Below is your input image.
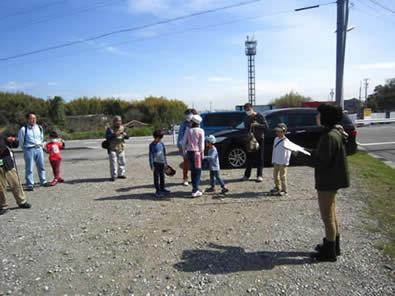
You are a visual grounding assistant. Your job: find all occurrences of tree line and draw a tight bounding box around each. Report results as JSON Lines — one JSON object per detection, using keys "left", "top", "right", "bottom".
{"left": 0, "top": 92, "right": 188, "bottom": 135}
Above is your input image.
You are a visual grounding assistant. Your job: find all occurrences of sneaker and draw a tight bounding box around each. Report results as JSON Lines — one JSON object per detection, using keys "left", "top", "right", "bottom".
{"left": 221, "top": 187, "right": 229, "bottom": 194}
{"left": 0, "top": 208, "right": 8, "bottom": 215}
{"left": 155, "top": 191, "right": 165, "bottom": 198}
{"left": 205, "top": 187, "right": 216, "bottom": 193}
{"left": 41, "top": 182, "right": 51, "bottom": 187}
{"left": 192, "top": 191, "right": 203, "bottom": 198}
{"left": 182, "top": 180, "right": 189, "bottom": 186}
{"left": 18, "top": 203, "right": 31, "bottom": 209}
{"left": 25, "top": 187, "right": 34, "bottom": 192}
{"left": 118, "top": 175, "right": 127, "bottom": 179}
{"left": 270, "top": 187, "right": 280, "bottom": 195}
{"left": 256, "top": 176, "right": 264, "bottom": 183}
{"left": 161, "top": 188, "right": 171, "bottom": 195}
{"left": 279, "top": 191, "right": 288, "bottom": 196}
{"left": 109, "top": 177, "right": 116, "bottom": 182}
{"left": 50, "top": 179, "right": 58, "bottom": 186}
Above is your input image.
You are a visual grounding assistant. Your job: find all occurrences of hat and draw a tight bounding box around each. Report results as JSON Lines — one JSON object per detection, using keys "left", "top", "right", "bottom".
{"left": 191, "top": 114, "right": 202, "bottom": 124}
{"left": 206, "top": 135, "right": 216, "bottom": 144}
{"left": 274, "top": 123, "right": 287, "bottom": 132}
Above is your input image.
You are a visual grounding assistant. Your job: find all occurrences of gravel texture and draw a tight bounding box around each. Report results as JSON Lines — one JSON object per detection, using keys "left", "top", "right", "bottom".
{"left": 0, "top": 138, "right": 394, "bottom": 296}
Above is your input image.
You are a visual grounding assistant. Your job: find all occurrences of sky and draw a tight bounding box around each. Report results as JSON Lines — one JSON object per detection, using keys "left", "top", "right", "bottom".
{"left": 1, "top": 0, "right": 394, "bottom": 110}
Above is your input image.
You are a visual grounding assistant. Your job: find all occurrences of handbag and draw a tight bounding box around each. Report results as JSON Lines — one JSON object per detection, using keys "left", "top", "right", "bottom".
{"left": 165, "top": 165, "right": 176, "bottom": 177}
{"left": 247, "top": 125, "right": 260, "bottom": 152}
{"left": 101, "top": 140, "right": 110, "bottom": 150}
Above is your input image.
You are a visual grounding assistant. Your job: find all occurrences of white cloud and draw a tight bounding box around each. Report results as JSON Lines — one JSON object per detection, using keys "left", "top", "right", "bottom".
{"left": 208, "top": 76, "right": 233, "bottom": 82}
{"left": 0, "top": 81, "right": 35, "bottom": 91}
{"left": 355, "top": 62, "right": 395, "bottom": 70}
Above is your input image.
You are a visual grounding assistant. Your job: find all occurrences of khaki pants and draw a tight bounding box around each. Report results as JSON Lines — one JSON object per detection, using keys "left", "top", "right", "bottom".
{"left": 317, "top": 191, "right": 339, "bottom": 241}
{"left": 273, "top": 164, "right": 288, "bottom": 192}
{"left": 0, "top": 168, "right": 27, "bottom": 209}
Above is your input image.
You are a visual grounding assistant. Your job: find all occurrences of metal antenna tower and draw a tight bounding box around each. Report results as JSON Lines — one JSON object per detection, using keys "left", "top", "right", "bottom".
{"left": 245, "top": 36, "right": 257, "bottom": 106}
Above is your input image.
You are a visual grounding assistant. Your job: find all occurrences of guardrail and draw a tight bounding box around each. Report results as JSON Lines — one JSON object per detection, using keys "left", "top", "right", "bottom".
{"left": 355, "top": 118, "right": 395, "bottom": 126}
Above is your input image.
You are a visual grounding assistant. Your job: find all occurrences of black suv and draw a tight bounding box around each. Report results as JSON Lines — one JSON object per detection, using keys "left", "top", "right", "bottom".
{"left": 211, "top": 108, "right": 358, "bottom": 169}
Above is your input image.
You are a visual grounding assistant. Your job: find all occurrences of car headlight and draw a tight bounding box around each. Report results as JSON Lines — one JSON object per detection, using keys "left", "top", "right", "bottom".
{"left": 215, "top": 136, "right": 227, "bottom": 143}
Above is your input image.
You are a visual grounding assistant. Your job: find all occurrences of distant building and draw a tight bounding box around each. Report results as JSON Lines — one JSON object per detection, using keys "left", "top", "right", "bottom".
{"left": 344, "top": 98, "right": 363, "bottom": 114}
{"left": 124, "top": 120, "right": 148, "bottom": 129}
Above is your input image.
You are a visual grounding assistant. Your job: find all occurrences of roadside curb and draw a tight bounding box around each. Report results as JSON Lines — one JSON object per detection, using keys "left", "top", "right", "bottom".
{"left": 358, "top": 146, "right": 395, "bottom": 169}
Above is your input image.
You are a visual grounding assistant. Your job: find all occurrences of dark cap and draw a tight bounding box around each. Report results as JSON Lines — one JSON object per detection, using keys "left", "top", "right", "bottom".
{"left": 274, "top": 123, "right": 287, "bottom": 132}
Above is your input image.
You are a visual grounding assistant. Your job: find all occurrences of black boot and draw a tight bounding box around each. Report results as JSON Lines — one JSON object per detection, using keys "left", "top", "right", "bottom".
{"left": 336, "top": 235, "right": 341, "bottom": 256}
{"left": 315, "top": 235, "right": 341, "bottom": 256}
{"left": 313, "top": 240, "right": 337, "bottom": 262}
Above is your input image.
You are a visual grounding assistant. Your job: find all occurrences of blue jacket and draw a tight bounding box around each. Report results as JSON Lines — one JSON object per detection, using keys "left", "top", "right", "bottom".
{"left": 149, "top": 141, "right": 167, "bottom": 169}
{"left": 177, "top": 121, "right": 190, "bottom": 147}
{"left": 205, "top": 146, "right": 220, "bottom": 171}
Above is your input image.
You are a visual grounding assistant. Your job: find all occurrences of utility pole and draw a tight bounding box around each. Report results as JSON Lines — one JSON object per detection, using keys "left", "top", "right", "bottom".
{"left": 209, "top": 101, "right": 213, "bottom": 112}
{"left": 358, "top": 81, "right": 362, "bottom": 101}
{"left": 335, "top": 0, "right": 349, "bottom": 109}
{"left": 363, "top": 78, "right": 369, "bottom": 100}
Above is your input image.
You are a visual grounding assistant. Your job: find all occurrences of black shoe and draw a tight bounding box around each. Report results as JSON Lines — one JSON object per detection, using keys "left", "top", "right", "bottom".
{"left": 221, "top": 188, "right": 229, "bottom": 194}
{"left": 109, "top": 178, "right": 116, "bottom": 182}
{"left": 41, "top": 182, "right": 51, "bottom": 187}
{"left": 118, "top": 175, "right": 127, "bottom": 179}
{"left": 312, "top": 240, "right": 337, "bottom": 262}
{"left": 19, "top": 203, "right": 32, "bottom": 209}
{"left": 25, "top": 187, "right": 34, "bottom": 192}
{"left": 0, "top": 208, "right": 8, "bottom": 215}
{"left": 315, "top": 235, "right": 341, "bottom": 256}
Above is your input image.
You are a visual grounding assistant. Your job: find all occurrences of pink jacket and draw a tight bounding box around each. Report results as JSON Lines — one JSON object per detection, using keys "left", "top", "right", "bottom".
{"left": 182, "top": 127, "right": 205, "bottom": 153}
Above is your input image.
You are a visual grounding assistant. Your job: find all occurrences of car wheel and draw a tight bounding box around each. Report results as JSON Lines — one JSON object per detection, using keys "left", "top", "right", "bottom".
{"left": 226, "top": 146, "right": 247, "bottom": 168}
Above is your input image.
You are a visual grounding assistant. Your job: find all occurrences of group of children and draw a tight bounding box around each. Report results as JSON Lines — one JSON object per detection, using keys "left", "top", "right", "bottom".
{"left": 148, "top": 111, "right": 293, "bottom": 198}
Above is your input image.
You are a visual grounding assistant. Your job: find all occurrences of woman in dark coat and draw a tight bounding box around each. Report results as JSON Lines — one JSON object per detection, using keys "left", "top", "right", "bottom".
{"left": 313, "top": 104, "right": 350, "bottom": 262}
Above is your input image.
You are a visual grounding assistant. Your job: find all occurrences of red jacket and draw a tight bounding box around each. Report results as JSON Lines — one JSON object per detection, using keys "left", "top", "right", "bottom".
{"left": 46, "top": 140, "right": 64, "bottom": 161}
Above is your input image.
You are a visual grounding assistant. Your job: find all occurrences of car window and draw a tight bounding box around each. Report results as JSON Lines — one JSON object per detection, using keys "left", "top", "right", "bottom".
{"left": 265, "top": 111, "right": 317, "bottom": 129}
{"left": 204, "top": 113, "right": 245, "bottom": 127}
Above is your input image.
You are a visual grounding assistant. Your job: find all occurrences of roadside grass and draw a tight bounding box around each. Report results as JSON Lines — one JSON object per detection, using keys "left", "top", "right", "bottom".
{"left": 349, "top": 151, "right": 395, "bottom": 258}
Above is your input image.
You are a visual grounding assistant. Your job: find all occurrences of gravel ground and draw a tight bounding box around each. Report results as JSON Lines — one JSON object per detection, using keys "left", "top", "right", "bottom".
{"left": 0, "top": 138, "right": 394, "bottom": 296}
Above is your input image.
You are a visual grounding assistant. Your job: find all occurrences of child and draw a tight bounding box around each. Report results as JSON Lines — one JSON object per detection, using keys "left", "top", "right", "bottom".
{"left": 182, "top": 114, "right": 205, "bottom": 198}
{"left": 204, "top": 135, "right": 229, "bottom": 194}
{"left": 149, "top": 130, "right": 170, "bottom": 198}
{"left": 45, "top": 131, "right": 65, "bottom": 186}
{"left": 271, "top": 123, "right": 292, "bottom": 196}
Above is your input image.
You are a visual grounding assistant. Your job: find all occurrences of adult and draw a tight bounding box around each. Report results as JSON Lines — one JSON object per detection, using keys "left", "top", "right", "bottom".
{"left": 243, "top": 103, "right": 266, "bottom": 182}
{"left": 177, "top": 108, "right": 197, "bottom": 186}
{"left": 312, "top": 104, "right": 350, "bottom": 262}
{"left": 0, "top": 131, "right": 31, "bottom": 215}
{"left": 106, "top": 116, "right": 129, "bottom": 181}
{"left": 18, "top": 112, "right": 47, "bottom": 191}
{"left": 182, "top": 114, "right": 205, "bottom": 197}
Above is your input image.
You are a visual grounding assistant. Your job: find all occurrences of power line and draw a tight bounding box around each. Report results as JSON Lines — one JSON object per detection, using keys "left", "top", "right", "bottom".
{"left": 2, "top": 0, "right": 338, "bottom": 67}
{"left": 367, "top": 0, "right": 395, "bottom": 13}
{"left": 0, "top": 0, "right": 124, "bottom": 33}
{"left": 0, "top": 0, "right": 263, "bottom": 62}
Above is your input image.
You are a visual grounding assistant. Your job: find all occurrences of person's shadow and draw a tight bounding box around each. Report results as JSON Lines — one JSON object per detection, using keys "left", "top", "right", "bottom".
{"left": 174, "top": 243, "right": 315, "bottom": 274}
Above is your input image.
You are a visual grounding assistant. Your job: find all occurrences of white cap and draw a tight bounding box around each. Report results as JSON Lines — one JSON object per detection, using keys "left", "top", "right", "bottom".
{"left": 206, "top": 135, "right": 216, "bottom": 144}
{"left": 191, "top": 114, "right": 202, "bottom": 124}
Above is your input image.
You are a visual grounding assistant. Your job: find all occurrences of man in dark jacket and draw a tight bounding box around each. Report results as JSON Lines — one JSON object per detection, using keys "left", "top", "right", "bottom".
{"left": 243, "top": 103, "right": 266, "bottom": 182}
{"left": 312, "top": 104, "right": 349, "bottom": 262}
{"left": 0, "top": 131, "right": 31, "bottom": 215}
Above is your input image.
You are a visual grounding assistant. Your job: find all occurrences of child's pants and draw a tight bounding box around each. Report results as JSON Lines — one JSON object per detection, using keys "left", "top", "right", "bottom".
{"left": 109, "top": 150, "right": 126, "bottom": 178}
{"left": 23, "top": 147, "right": 46, "bottom": 187}
{"left": 182, "top": 157, "right": 189, "bottom": 180}
{"left": 317, "top": 191, "right": 339, "bottom": 241}
{"left": 210, "top": 170, "right": 225, "bottom": 188}
{"left": 153, "top": 162, "right": 165, "bottom": 192}
{"left": 0, "top": 168, "right": 27, "bottom": 209}
{"left": 50, "top": 159, "right": 61, "bottom": 180}
{"left": 273, "top": 164, "right": 288, "bottom": 192}
{"left": 187, "top": 151, "right": 202, "bottom": 193}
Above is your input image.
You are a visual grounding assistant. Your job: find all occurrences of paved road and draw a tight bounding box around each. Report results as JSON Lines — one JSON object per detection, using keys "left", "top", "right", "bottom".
{"left": 357, "top": 124, "right": 395, "bottom": 168}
